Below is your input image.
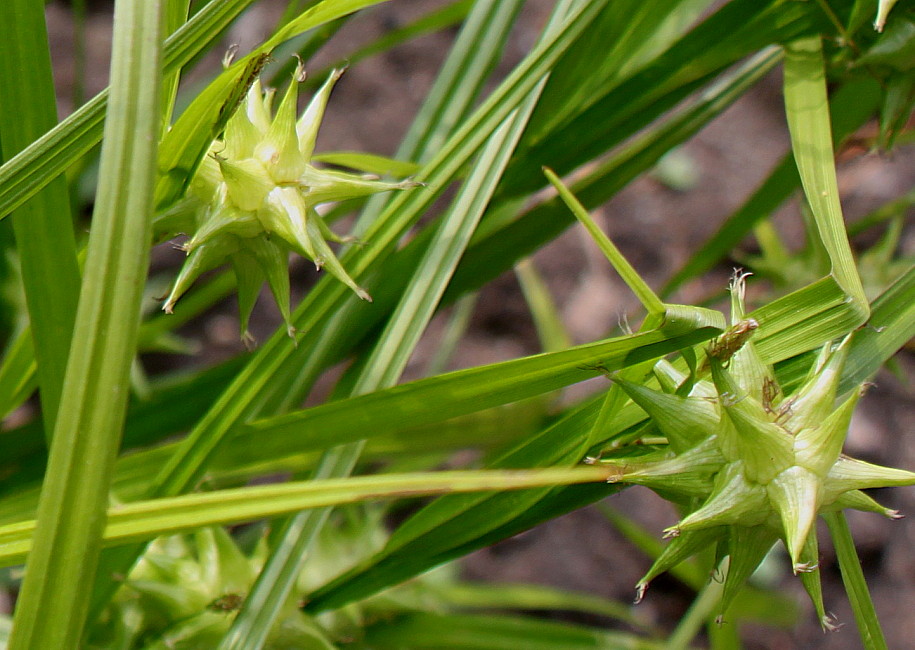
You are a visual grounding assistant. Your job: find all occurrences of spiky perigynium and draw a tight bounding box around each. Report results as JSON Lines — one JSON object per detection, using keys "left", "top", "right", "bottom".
{"left": 158, "top": 64, "right": 417, "bottom": 343}
{"left": 592, "top": 274, "right": 914, "bottom": 629}
{"left": 96, "top": 529, "right": 329, "bottom": 647}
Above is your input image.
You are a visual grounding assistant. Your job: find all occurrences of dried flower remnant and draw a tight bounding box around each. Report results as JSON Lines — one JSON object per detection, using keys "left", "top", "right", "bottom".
{"left": 160, "top": 63, "right": 417, "bottom": 342}
{"left": 595, "top": 274, "right": 915, "bottom": 628}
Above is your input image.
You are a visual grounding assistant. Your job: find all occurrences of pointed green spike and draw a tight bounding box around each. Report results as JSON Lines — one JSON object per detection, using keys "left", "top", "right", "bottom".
{"left": 230, "top": 251, "right": 264, "bottom": 343}
{"left": 195, "top": 527, "right": 253, "bottom": 596}
{"left": 139, "top": 542, "right": 191, "bottom": 583}
{"left": 153, "top": 196, "right": 201, "bottom": 239}
{"left": 257, "top": 186, "right": 317, "bottom": 261}
{"left": 297, "top": 68, "right": 344, "bottom": 160}
{"left": 710, "top": 358, "right": 794, "bottom": 483}
{"left": 795, "top": 387, "right": 860, "bottom": 477}
{"left": 653, "top": 365, "right": 679, "bottom": 394}
{"left": 223, "top": 93, "right": 262, "bottom": 161}
{"left": 766, "top": 466, "right": 821, "bottom": 570}
{"left": 244, "top": 79, "right": 271, "bottom": 134}
{"left": 823, "top": 456, "right": 915, "bottom": 497}
{"left": 672, "top": 463, "right": 769, "bottom": 535}
{"left": 304, "top": 210, "right": 371, "bottom": 302}
{"left": 653, "top": 359, "right": 717, "bottom": 400}
{"left": 717, "top": 525, "right": 778, "bottom": 623}
{"left": 653, "top": 359, "right": 693, "bottom": 393}
{"left": 619, "top": 438, "right": 724, "bottom": 481}
{"left": 722, "top": 407, "right": 795, "bottom": 485}
{"left": 729, "top": 339, "right": 774, "bottom": 404}
{"left": 794, "top": 530, "right": 838, "bottom": 631}
{"left": 146, "top": 611, "right": 232, "bottom": 646}
{"left": 186, "top": 200, "right": 262, "bottom": 252}
{"left": 215, "top": 156, "right": 273, "bottom": 211}
{"left": 713, "top": 411, "right": 742, "bottom": 463}
{"left": 876, "top": 0, "right": 900, "bottom": 31}
{"left": 164, "top": 236, "right": 238, "bottom": 313}
{"left": 195, "top": 527, "right": 224, "bottom": 594}
{"left": 827, "top": 489, "right": 903, "bottom": 519}
{"left": 262, "top": 86, "right": 276, "bottom": 118}
{"left": 604, "top": 440, "right": 722, "bottom": 499}
{"left": 635, "top": 527, "right": 725, "bottom": 602}
{"left": 314, "top": 212, "right": 358, "bottom": 245}
{"left": 126, "top": 578, "right": 210, "bottom": 622}
{"left": 613, "top": 377, "right": 719, "bottom": 453}
{"left": 713, "top": 535, "right": 728, "bottom": 570}
{"left": 783, "top": 338, "right": 849, "bottom": 434}
{"left": 297, "top": 165, "right": 419, "bottom": 207}
{"left": 243, "top": 235, "right": 295, "bottom": 338}
{"left": 257, "top": 65, "right": 307, "bottom": 183}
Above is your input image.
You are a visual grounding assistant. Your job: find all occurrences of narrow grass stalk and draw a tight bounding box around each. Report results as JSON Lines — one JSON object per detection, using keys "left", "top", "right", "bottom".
{"left": 543, "top": 167, "right": 665, "bottom": 315}
{"left": 783, "top": 37, "right": 868, "bottom": 316}
{"left": 0, "top": 0, "right": 81, "bottom": 436}
{"left": 665, "top": 558, "right": 729, "bottom": 650}
{"left": 0, "top": 467, "right": 618, "bottom": 569}
{"left": 7, "top": 1, "right": 164, "bottom": 647}
{"left": 824, "top": 512, "right": 889, "bottom": 650}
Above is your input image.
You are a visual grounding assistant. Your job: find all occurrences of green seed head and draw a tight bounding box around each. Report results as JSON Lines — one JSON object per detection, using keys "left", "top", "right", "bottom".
{"left": 162, "top": 66, "right": 417, "bottom": 341}
{"left": 597, "top": 274, "right": 915, "bottom": 625}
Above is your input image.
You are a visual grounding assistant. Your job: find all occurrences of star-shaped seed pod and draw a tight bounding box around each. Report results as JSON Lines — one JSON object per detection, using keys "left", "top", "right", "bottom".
{"left": 160, "top": 63, "right": 417, "bottom": 342}
{"left": 593, "top": 274, "right": 915, "bottom": 628}
{"left": 97, "top": 528, "right": 328, "bottom": 648}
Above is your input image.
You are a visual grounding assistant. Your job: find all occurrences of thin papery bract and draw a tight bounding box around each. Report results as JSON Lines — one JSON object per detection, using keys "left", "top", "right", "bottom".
{"left": 159, "top": 64, "right": 417, "bottom": 342}
{"left": 594, "top": 274, "right": 915, "bottom": 629}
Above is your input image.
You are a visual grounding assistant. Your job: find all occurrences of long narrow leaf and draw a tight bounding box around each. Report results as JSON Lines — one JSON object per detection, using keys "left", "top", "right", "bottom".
{"left": 243, "top": 324, "right": 718, "bottom": 445}
{"left": 7, "top": 2, "right": 164, "bottom": 647}
{"left": 783, "top": 36, "right": 868, "bottom": 314}
{"left": 0, "top": 468, "right": 617, "bottom": 568}
{"left": 661, "top": 78, "right": 882, "bottom": 297}
{"left": 449, "top": 48, "right": 780, "bottom": 300}
{"left": 824, "top": 512, "right": 889, "bottom": 650}
{"left": 0, "top": 0, "right": 81, "bottom": 434}
{"left": 361, "top": 611, "right": 664, "bottom": 650}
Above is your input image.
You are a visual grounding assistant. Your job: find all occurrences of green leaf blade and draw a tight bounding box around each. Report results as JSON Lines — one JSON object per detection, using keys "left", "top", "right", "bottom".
{"left": 7, "top": 1, "right": 165, "bottom": 646}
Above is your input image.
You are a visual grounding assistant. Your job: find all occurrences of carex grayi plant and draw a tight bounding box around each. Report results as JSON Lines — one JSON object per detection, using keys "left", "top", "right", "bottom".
{"left": 0, "top": 0, "right": 912, "bottom": 649}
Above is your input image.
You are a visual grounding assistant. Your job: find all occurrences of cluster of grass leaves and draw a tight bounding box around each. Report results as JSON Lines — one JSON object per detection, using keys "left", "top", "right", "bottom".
{"left": 0, "top": 0, "right": 912, "bottom": 647}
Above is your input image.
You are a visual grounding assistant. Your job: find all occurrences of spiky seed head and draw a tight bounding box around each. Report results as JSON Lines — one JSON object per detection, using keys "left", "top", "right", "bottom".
{"left": 160, "top": 67, "right": 417, "bottom": 339}
{"left": 594, "top": 274, "right": 915, "bottom": 621}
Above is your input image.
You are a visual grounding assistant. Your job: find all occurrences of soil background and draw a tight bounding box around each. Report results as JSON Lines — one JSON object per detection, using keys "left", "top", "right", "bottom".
{"left": 43, "top": 1, "right": 915, "bottom": 647}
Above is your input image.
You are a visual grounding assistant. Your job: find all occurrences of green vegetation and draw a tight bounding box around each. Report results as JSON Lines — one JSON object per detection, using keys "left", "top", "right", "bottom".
{"left": 0, "top": 0, "right": 912, "bottom": 647}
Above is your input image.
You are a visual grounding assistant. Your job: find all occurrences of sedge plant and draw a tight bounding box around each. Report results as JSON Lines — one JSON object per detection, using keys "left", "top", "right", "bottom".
{"left": 0, "top": 0, "right": 912, "bottom": 648}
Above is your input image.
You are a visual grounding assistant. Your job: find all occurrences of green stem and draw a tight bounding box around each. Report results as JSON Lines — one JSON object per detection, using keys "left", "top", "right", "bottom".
{"left": 7, "top": 0, "right": 164, "bottom": 646}
{"left": 824, "top": 511, "right": 888, "bottom": 650}
{"left": 0, "top": 0, "right": 82, "bottom": 439}
{"left": 666, "top": 558, "right": 729, "bottom": 650}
